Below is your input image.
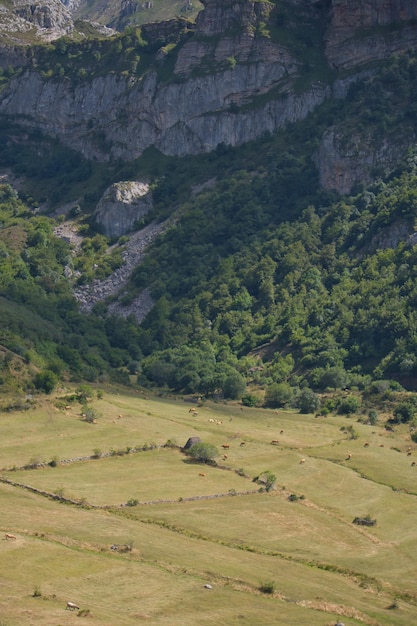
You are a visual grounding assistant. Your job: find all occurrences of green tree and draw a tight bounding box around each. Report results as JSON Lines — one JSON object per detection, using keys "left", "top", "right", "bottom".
{"left": 222, "top": 371, "right": 246, "bottom": 399}
{"left": 392, "top": 402, "right": 416, "bottom": 423}
{"left": 186, "top": 442, "right": 219, "bottom": 463}
{"left": 264, "top": 382, "right": 292, "bottom": 408}
{"left": 33, "top": 370, "right": 58, "bottom": 394}
{"left": 338, "top": 395, "right": 360, "bottom": 415}
{"left": 296, "top": 388, "right": 321, "bottom": 414}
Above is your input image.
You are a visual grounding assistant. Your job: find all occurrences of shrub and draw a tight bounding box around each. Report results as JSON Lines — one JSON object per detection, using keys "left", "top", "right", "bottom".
{"left": 392, "top": 402, "right": 416, "bottom": 423}
{"left": 186, "top": 442, "right": 219, "bottom": 463}
{"left": 33, "top": 370, "right": 58, "bottom": 394}
{"left": 296, "top": 388, "right": 321, "bottom": 414}
{"left": 259, "top": 580, "right": 275, "bottom": 594}
{"left": 255, "top": 470, "right": 276, "bottom": 492}
{"left": 241, "top": 393, "right": 260, "bottom": 407}
{"left": 264, "top": 382, "right": 292, "bottom": 408}
{"left": 338, "top": 395, "right": 360, "bottom": 415}
{"left": 82, "top": 406, "right": 101, "bottom": 423}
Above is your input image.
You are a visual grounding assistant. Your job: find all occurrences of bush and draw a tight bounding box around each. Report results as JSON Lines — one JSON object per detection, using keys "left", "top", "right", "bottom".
{"left": 82, "top": 406, "right": 101, "bottom": 423}
{"left": 392, "top": 402, "right": 416, "bottom": 423}
{"left": 33, "top": 370, "right": 58, "bottom": 394}
{"left": 296, "top": 388, "right": 321, "bottom": 414}
{"left": 185, "top": 442, "right": 219, "bottom": 463}
{"left": 264, "top": 382, "right": 292, "bottom": 408}
{"left": 241, "top": 393, "right": 260, "bottom": 407}
{"left": 338, "top": 395, "right": 360, "bottom": 415}
{"left": 258, "top": 580, "right": 275, "bottom": 594}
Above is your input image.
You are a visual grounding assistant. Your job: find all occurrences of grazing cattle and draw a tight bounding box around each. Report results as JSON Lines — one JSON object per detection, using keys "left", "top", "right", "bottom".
{"left": 299, "top": 458, "right": 305, "bottom": 464}
{"left": 280, "top": 430, "right": 284, "bottom": 434}
{"left": 364, "top": 443, "right": 369, "bottom": 447}
{"left": 407, "top": 451, "right": 412, "bottom": 456}
{"left": 5, "top": 533, "right": 16, "bottom": 540}
{"left": 222, "top": 454, "right": 228, "bottom": 460}
{"left": 198, "top": 472, "right": 206, "bottom": 477}
{"left": 411, "top": 461, "right": 416, "bottom": 466}
{"left": 221, "top": 444, "right": 230, "bottom": 449}
{"left": 346, "top": 452, "right": 352, "bottom": 460}
{"left": 271, "top": 440, "right": 279, "bottom": 445}
{"left": 239, "top": 442, "right": 246, "bottom": 447}
{"left": 208, "top": 418, "right": 215, "bottom": 423}
{"left": 66, "top": 602, "right": 79, "bottom": 611}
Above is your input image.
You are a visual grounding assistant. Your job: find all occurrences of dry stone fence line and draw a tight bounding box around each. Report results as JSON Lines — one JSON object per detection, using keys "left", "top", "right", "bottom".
{"left": 0, "top": 476, "right": 259, "bottom": 509}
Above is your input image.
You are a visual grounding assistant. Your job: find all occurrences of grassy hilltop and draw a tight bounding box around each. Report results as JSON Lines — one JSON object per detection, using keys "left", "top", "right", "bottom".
{"left": 1, "top": 385, "right": 417, "bottom": 625}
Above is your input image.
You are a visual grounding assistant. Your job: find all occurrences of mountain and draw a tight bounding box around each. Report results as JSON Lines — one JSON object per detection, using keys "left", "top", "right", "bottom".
{"left": 0, "top": 0, "right": 416, "bottom": 193}
{"left": 1, "top": 0, "right": 417, "bottom": 402}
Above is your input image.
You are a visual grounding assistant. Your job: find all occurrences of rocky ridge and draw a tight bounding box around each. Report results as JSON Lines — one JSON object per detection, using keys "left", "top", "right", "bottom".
{"left": 0, "top": 0, "right": 417, "bottom": 193}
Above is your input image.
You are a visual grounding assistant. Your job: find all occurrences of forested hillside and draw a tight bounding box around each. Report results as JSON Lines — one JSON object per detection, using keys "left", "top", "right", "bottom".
{"left": 1, "top": 47, "right": 417, "bottom": 418}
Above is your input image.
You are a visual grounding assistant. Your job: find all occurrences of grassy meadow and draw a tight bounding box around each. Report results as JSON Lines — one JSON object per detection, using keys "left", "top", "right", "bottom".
{"left": 1, "top": 385, "right": 417, "bottom": 625}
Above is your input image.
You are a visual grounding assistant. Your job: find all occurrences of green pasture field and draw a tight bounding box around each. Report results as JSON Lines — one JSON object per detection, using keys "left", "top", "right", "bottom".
{"left": 1, "top": 385, "right": 417, "bottom": 624}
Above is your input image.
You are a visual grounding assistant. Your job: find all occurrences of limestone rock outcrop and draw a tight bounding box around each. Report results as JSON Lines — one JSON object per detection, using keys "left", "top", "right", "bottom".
{"left": 95, "top": 181, "right": 153, "bottom": 238}
{"left": 0, "top": 0, "right": 74, "bottom": 42}
{"left": 325, "top": 0, "right": 417, "bottom": 70}
{"left": 1, "top": 0, "right": 417, "bottom": 194}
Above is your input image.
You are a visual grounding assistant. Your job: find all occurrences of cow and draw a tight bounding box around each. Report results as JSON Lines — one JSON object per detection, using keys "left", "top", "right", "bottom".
{"left": 299, "top": 458, "right": 305, "bottom": 464}
{"left": 198, "top": 472, "right": 206, "bottom": 477}
{"left": 271, "top": 440, "right": 279, "bottom": 445}
{"left": 66, "top": 602, "right": 79, "bottom": 611}
{"left": 346, "top": 452, "right": 352, "bottom": 460}
{"left": 5, "top": 534, "right": 16, "bottom": 540}
{"left": 221, "top": 444, "right": 230, "bottom": 449}
{"left": 239, "top": 442, "right": 246, "bottom": 447}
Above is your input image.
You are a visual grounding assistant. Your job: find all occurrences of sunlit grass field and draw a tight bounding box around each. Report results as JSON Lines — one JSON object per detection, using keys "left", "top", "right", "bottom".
{"left": 1, "top": 384, "right": 417, "bottom": 625}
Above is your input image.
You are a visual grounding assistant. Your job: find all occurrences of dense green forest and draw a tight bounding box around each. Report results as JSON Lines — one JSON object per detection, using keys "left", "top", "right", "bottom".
{"left": 1, "top": 50, "right": 417, "bottom": 416}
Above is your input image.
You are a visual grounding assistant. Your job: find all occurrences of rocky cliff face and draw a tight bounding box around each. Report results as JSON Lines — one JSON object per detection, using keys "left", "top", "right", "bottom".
{"left": 0, "top": 0, "right": 329, "bottom": 162}
{"left": 0, "top": 0, "right": 74, "bottom": 43}
{"left": 325, "top": 0, "right": 417, "bottom": 70}
{"left": 0, "top": 0, "right": 417, "bottom": 193}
